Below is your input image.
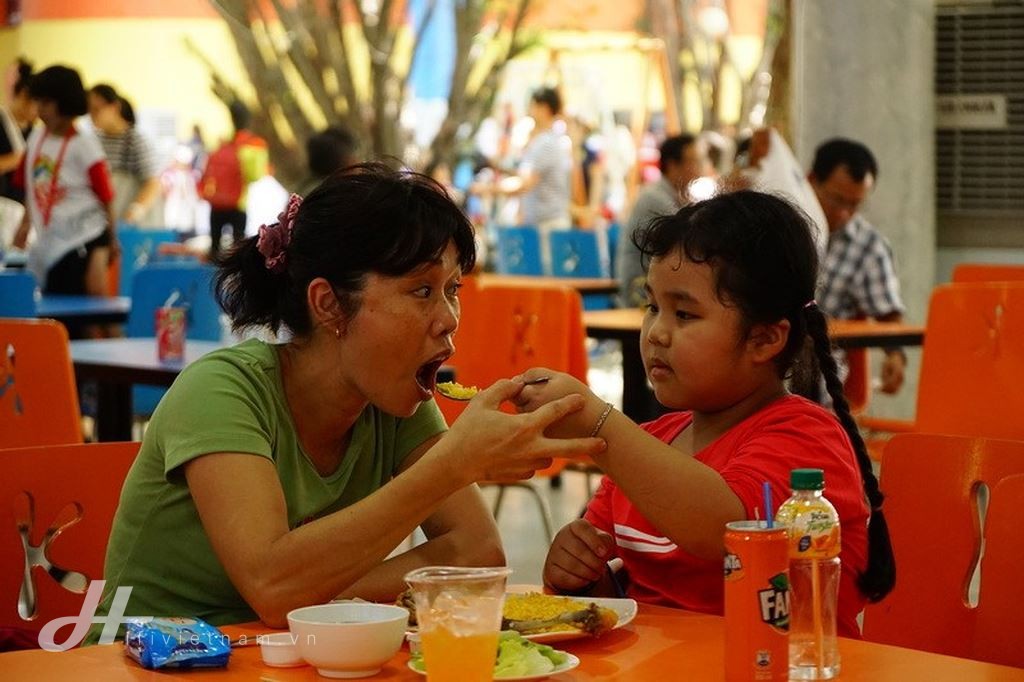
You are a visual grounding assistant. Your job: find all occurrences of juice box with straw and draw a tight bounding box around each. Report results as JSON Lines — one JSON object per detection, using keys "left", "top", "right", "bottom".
{"left": 723, "top": 520, "right": 790, "bottom": 681}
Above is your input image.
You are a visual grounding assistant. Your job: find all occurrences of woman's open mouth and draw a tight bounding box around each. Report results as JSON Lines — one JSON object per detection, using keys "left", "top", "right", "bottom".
{"left": 415, "top": 355, "right": 449, "bottom": 395}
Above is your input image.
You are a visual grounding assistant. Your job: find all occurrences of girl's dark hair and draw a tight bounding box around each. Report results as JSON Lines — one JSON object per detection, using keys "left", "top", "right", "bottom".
{"left": 635, "top": 189, "right": 895, "bottom": 603}
{"left": 216, "top": 162, "right": 477, "bottom": 336}
{"left": 28, "top": 65, "right": 88, "bottom": 117}
{"left": 14, "top": 58, "right": 33, "bottom": 95}
{"left": 89, "top": 83, "right": 135, "bottom": 125}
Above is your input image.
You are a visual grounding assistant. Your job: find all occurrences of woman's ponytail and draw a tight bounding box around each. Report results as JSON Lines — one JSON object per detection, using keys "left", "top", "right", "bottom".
{"left": 214, "top": 237, "right": 293, "bottom": 335}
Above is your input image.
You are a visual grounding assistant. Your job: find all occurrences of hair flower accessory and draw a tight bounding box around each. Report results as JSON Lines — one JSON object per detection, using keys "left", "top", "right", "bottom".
{"left": 257, "top": 193, "right": 303, "bottom": 273}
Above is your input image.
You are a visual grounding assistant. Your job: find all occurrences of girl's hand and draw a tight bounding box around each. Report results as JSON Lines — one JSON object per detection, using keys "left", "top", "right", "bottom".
{"left": 543, "top": 519, "right": 615, "bottom": 593}
{"left": 511, "top": 369, "right": 606, "bottom": 439}
{"left": 443, "top": 378, "right": 605, "bottom": 485}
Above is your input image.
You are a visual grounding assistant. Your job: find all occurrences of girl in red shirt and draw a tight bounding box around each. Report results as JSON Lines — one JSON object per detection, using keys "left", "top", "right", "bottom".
{"left": 515, "top": 190, "right": 894, "bottom": 637}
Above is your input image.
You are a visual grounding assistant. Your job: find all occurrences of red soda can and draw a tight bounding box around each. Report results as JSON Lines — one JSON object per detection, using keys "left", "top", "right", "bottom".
{"left": 156, "top": 307, "right": 186, "bottom": 362}
{"left": 724, "top": 520, "right": 790, "bottom": 681}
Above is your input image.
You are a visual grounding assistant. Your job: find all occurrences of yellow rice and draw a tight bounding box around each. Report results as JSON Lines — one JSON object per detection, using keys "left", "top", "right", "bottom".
{"left": 503, "top": 593, "right": 591, "bottom": 634}
{"left": 436, "top": 381, "right": 479, "bottom": 399}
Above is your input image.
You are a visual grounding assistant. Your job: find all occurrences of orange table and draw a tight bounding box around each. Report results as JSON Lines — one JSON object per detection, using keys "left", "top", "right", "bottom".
{"left": 583, "top": 308, "right": 926, "bottom": 421}
{"left": 1, "top": 604, "right": 1020, "bottom": 681}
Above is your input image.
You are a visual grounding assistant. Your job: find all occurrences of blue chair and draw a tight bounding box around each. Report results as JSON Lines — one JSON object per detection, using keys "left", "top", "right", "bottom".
{"left": 550, "top": 231, "right": 613, "bottom": 310}
{"left": 494, "top": 226, "right": 543, "bottom": 275}
{"left": 0, "top": 272, "right": 37, "bottom": 317}
{"left": 128, "top": 263, "right": 222, "bottom": 416}
{"left": 117, "top": 227, "right": 181, "bottom": 297}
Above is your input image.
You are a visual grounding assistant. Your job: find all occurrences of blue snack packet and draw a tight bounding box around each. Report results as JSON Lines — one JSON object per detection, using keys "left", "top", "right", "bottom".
{"left": 124, "top": 617, "right": 231, "bottom": 669}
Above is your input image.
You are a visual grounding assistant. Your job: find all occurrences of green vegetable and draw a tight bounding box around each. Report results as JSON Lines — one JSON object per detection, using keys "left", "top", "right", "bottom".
{"left": 409, "top": 631, "right": 569, "bottom": 678}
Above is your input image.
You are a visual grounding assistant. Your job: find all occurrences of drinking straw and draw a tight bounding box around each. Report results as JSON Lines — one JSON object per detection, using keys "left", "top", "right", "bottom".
{"left": 811, "top": 558, "right": 825, "bottom": 675}
{"left": 762, "top": 482, "right": 774, "bottom": 528}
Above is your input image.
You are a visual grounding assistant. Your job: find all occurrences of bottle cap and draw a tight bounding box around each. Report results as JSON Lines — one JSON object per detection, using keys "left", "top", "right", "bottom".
{"left": 790, "top": 468, "right": 825, "bottom": 490}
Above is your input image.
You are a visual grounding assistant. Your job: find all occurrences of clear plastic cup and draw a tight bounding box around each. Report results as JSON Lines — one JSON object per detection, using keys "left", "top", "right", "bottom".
{"left": 404, "top": 566, "right": 512, "bottom": 682}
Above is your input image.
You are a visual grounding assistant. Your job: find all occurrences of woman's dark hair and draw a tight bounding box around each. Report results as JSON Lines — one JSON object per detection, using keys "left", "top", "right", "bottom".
{"left": 13, "top": 58, "right": 33, "bottom": 95}
{"left": 216, "top": 162, "right": 477, "bottom": 336}
{"left": 89, "top": 83, "right": 135, "bottom": 125}
{"left": 635, "top": 190, "right": 895, "bottom": 603}
{"left": 28, "top": 65, "right": 88, "bottom": 117}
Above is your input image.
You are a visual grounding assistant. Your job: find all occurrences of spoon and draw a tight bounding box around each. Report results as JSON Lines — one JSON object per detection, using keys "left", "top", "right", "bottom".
{"left": 436, "top": 376, "right": 551, "bottom": 401}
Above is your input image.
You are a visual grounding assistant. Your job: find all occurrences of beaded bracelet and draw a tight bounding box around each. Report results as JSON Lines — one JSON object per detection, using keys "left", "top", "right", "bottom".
{"left": 590, "top": 402, "right": 614, "bottom": 438}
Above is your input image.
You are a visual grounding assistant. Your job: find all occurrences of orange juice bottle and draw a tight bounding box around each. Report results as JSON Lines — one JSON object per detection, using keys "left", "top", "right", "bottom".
{"left": 775, "top": 468, "right": 841, "bottom": 680}
{"left": 723, "top": 520, "right": 790, "bottom": 681}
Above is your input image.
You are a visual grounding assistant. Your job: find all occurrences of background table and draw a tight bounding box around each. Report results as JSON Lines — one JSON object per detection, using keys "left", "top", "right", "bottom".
{"left": 71, "top": 338, "right": 223, "bottom": 441}
{"left": 479, "top": 274, "right": 619, "bottom": 295}
{"left": 583, "top": 308, "right": 927, "bottom": 422}
{"left": 1, "top": 603, "right": 1019, "bottom": 680}
{"left": 37, "top": 295, "right": 131, "bottom": 326}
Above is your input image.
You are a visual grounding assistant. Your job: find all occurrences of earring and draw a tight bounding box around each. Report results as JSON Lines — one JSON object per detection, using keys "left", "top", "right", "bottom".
{"left": 334, "top": 326, "right": 341, "bottom": 339}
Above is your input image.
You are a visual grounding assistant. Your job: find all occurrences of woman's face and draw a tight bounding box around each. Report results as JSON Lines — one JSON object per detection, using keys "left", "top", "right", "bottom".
{"left": 641, "top": 249, "right": 758, "bottom": 412}
{"left": 11, "top": 90, "right": 37, "bottom": 126}
{"left": 87, "top": 93, "right": 120, "bottom": 132}
{"left": 336, "top": 241, "right": 464, "bottom": 417}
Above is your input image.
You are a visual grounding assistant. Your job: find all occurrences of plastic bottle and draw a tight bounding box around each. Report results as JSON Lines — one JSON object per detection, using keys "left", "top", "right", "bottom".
{"left": 774, "top": 468, "right": 841, "bottom": 679}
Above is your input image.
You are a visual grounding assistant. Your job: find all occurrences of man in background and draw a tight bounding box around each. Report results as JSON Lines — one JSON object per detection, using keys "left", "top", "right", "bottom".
{"left": 809, "top": 137, "right": 906, "bottom": 394}
{"left": 616, "top": 134, "right": 712, "bottom": 307}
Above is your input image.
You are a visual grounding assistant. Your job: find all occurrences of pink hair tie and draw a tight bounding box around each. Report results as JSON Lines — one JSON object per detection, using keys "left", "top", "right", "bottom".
{"left": 256, "top": 193, "right": 303, "bottom": 274}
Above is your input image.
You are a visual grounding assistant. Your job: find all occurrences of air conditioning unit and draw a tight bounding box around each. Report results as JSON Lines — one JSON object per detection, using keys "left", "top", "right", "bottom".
{"left": 935, "top": 1, "right": 1024, "bottom": 248}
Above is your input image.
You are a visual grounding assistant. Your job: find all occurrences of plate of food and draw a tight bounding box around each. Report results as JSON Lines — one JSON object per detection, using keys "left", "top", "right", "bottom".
{"left": 397, "top": 589, "right": 637, "bottom": 643}
{"left": 408, "top": 630, "right": 580, "bottom": 680}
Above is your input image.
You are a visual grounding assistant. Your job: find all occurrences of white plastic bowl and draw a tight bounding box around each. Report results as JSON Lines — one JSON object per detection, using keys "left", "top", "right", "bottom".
{"left": 287, "top": 603, "right": 408, "bottom": 678}
{"left": 258, "top": 632, "right": 305, "bottom": 667}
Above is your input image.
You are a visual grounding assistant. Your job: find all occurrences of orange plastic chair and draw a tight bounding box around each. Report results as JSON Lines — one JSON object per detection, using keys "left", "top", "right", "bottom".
{"left": 0, "top": 319, "right": 82, "bottom": 449}
{"left": 972, "top": 474, "right": 1024, "bottom": 668}
{"left": 445, "top": 280, "right": 591, "bottom": 539}
{"left": 859, "top": 282, "right": 1024, "bottom": 459}
{"left": 861, "top": 433, "right": 1024, "bottom": 660}
{"left": 0, "top": 441, "right": 140, "bottom": 648}
{"left": 951, "top": 263, "right": 1024, "bottom": 283}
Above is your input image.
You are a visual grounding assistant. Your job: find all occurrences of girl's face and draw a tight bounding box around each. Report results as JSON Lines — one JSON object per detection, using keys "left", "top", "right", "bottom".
{"left": 641, "top": 249, "right": 762, "bottom": 412}
{"left": 35, "top": 99, "right": 61, "bottom": 130}
{"left": 336, "top": 241, "right": 463, "bottom": 417}
{"left": 87, "top": 93, "right": 120, "bottom": 132}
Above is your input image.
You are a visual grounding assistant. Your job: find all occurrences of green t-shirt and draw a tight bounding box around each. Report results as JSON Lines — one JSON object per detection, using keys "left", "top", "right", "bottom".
{"left": 87, "top": 339, "right": 445, "bottom": 643}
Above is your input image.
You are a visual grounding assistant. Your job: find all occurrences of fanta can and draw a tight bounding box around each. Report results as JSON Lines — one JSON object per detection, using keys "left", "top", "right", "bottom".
{"left": 724, "top": 520, "right": 790, "bottom": 681}
{"left": 156, "top": 307, "right": 186, "bottom": 362}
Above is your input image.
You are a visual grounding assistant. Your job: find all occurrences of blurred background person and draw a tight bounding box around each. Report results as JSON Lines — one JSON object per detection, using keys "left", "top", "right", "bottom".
{"left": 616, "top": 134, "right": 712, "bottom": 307}
{"left": 13, "top": 65, "right": 116, "bottom": 336}
{"left": 88, "top": 83, "right": 162, "bottom": 227}
{"left": 198, "top": 100, "right": 268, "bottom": 257}
{"left": 0, "top": 59, "right": 36, "bottom": 247}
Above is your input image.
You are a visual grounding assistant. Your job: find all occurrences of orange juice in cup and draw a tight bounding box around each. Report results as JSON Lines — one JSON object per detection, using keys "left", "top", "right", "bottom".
{"left": 419, "top": 627, "right": 498, "bottom": 680}
{"left": 405, "top": 566, "right": 512, "bottom": 681}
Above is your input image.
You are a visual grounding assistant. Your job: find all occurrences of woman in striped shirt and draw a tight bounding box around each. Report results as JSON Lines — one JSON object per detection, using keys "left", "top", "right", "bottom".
{"left": 88, "top": 83, "right": 161, "bottom": 227}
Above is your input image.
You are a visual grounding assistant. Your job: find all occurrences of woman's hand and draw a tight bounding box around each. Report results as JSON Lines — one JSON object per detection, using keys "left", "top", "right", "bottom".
{"left": 442, "top": 377, "right": 605, "bottom": 484}
{"left": 543, "top": 519, "right": 615, "bottom": 593}
{"left": 511, "top": 369, "right": 606, "bottom": 439}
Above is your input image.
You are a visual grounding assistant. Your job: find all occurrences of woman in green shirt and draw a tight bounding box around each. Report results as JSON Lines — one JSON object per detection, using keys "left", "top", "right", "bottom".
{"left": 93, "top": 163, "right": 605, "bottom": 634}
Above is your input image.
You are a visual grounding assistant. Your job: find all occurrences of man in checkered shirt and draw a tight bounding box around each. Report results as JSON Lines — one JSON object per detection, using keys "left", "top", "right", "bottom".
{"left": 808, "top": 138, "right": 907, "bottom": 394}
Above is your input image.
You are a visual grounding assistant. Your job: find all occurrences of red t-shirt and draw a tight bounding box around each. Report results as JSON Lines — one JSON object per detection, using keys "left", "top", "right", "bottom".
{"left": 584, "top": 395, "right": 869, "bottom": 638}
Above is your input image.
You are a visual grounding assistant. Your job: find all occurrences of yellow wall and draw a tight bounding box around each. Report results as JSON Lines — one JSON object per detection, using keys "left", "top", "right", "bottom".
{"left": 2, "top": 18, "right": 249, "bottom": 143}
